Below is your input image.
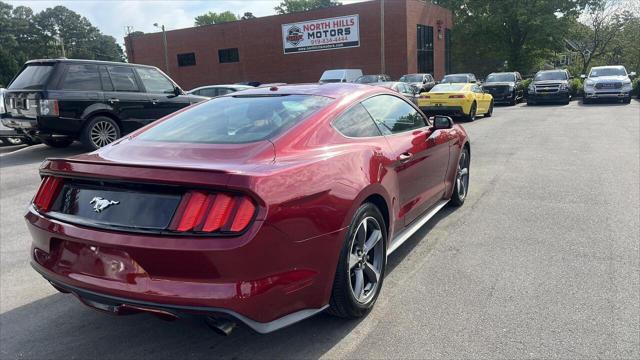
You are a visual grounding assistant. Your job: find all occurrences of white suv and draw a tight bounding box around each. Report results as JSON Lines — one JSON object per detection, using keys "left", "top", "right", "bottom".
{"left": 582, "top": 66, "right": 635, "bottom": 104}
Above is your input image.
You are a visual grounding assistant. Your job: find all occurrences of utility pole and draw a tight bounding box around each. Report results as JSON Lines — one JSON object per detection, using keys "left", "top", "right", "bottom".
{"left": 380, "top": 0, "right": 385, "bottom": 74}
{"left": 59, "top": 36, "right": 66, "bottom": 58}
{"left": 154, "top": 23, "right": 170, "bottom": 75}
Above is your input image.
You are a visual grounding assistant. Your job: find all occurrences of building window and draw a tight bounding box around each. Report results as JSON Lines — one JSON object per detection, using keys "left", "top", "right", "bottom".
{"left": 417, "top": 25, "right": 434, "bottom": 74}
{"left": 218, "top": 48, "right": 239, "bottom": 63}
{"left": 445, "top": 28, "right": 452, "bottom": 74}
{"left": 177, "top": 53, "right": 196, "bottom": 67}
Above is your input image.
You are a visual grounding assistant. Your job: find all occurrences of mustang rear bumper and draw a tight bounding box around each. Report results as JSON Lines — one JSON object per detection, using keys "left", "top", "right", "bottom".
{"left": 26, "top": 206, "right": 344, "bottom": 333}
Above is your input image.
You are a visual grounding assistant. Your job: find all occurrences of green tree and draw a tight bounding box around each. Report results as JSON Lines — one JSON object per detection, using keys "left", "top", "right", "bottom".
{"left": 433, "top": 0, "right": 590, "bottom": 76}
{"left": 0, "top": 2, "right": 124, "bottom": 85}
{"left": 275, "top": 0, "right": 342, "bottom": 14}
{"left": 241, "top": 12, "right": 256, "bottom": 20}
{"left": 194, "top": 10, "right": 238, "bottom": 26}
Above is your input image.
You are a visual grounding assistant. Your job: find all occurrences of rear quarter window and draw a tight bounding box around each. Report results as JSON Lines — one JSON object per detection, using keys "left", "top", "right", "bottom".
{"left": 61, "top": 64, "right": 101, "bottom": 91}
{"left": 138, "top": 95, "right": 333, "bottom": 144}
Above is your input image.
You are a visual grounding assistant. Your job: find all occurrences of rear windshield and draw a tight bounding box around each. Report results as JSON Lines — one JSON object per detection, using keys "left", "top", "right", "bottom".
{"left": 8, "top": 64, "right": 54, "bottom": 90}
{"left": 486, "top": 73, "right": 516, "bottom": 82}
{"left": 535, "top": 71, "right": 568, "bottom": 81}
{"left": 355, "top": 75, "right": 381, "bottom": 84}
{"left": 442, "top": 75, "right": 469, "bottom": 83}
{"left": 430, "top": 84, "right": 465, "bottom": 92}
{"left": 138, "top": 95, "right": 334, "bottom": 144}
{"left": 400, "top": 75, "right": 423, "bottom": 82}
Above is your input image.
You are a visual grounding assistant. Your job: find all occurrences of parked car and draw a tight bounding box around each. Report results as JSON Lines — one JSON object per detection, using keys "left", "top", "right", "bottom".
{"left": 188, "top": 84, "right": 253, "bottom": 97}
{"left": 582, "top": 65, "right": 635, "bottom": 104}
{"left": 527, "top": 70, "right": 571, "bottom": 105}
{"left": 1, "top": 59, "right": 207, "bottom": 150}
{"left": 319, "top": 69, "right": 363, "bottom": 83}
{"left": 374, "top": 81, "right": 419, "bottom": 104}
{"left": 482, "top": 72, "right": 524, "bottom": 105}
{"left": 0, "top": 87, "right": 29, "bottom": 146}
{"left": 399, "top": 73, "right": 436, "bottom": 92}
{"left": 418, "top": 82, "right": 493, "bottom": 121}
{"left": 27, "top": 83, "right": 470, "bottom": 335}
{"left": 441, "top": 73, "right": 478, "bottom": 84}
{"left": 354, "top": 74, "right": 391, "bottom": 84}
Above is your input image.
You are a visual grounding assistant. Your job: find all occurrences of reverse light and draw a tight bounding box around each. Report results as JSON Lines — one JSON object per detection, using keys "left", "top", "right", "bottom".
{"left": 38, "top": 99, "right": 59, "bottom": 116}
{"left": 33, "top": 176, "right": 63, "bottom": 212}
{"left": 170, "top": 191, "right": 256, "bottom": 234}
{"left": 448, "top": 94, "right": 465, "bottom": 98}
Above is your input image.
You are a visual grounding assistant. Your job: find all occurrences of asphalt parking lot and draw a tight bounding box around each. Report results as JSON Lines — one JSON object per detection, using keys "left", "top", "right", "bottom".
{"left": 1, "top": 100, "right": 638, "bottom": 359}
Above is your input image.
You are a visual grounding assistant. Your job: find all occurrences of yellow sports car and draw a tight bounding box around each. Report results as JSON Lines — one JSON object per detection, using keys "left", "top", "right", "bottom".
{"left": 417, "top": 83, "right": 493, "bottom": 121}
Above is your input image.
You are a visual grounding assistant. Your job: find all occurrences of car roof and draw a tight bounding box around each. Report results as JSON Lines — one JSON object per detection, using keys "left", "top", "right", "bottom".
{"left": 190, "top": 84, "right": 253, "bottom": 91}
{"left": 224, "top": 83, "right": 384, "bottom": 99}
{"left": 488, "top": 72, "right": 516, "bottom": 75}
{"left": 591, "top": 65, "right": 624, "bottom": 69}
{"left": 25, "top": 58, "right": 156, "bottom": 69}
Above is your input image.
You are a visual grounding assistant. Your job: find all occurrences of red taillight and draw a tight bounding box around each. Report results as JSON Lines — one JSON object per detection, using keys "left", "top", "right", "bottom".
{"left": 33, "top": 176, "right": 63, "bottom": 212}
{"left": 170, "top": 191, "right": 256, "bottom": 234}
{"left": 231, "top": 197, "right": 256, "bottom": 232}
{"left": 448, "top": 94, "right": 465, "bottom": 98}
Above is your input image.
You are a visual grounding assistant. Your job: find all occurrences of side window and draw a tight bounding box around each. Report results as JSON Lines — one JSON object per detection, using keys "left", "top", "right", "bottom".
{"left": 472, "top": 85, "right": 482, "bottom": 93}
{"left": 99, "top": 66, "right": 114, "bottom": 91}
{"left": 217, "top": 88, "right": 233, "bottom": 96}
{"left": 61, "top": 64, "right": 101, "bottom": 91}
{"left": 137, "top": 67, "right": 174, "bottom": 94}
{"left": 107, "top": 66, "right": 139, "bottom": 92}
{"left": 333, "top": 103, "right": 382, "bottom": 138}
{"left": 199, "top": 88, "right": 218, "bottom": 97}
{"left": 362, "top": 95, "right": 427, "bottom": 135}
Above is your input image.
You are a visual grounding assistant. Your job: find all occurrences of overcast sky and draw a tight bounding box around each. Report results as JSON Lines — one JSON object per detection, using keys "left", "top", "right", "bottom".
{"left": 7, "top": 0, "right": 367, "bottom": 46}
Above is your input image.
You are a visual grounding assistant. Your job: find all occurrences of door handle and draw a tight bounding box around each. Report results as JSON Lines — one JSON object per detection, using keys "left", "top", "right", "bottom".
{"left": 398, "top": 153, "right": 413, "bottom": 163}
{"left": 107, "top": 98, "right": 119, "bottom": 103}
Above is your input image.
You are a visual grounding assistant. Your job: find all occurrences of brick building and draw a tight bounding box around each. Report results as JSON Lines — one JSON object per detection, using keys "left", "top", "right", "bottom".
{"left": 125, "top": 0, "right": 452, "bottom": 90}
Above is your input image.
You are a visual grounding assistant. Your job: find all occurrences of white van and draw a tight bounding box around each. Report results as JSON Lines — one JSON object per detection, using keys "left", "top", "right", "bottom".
{"left": 319, "top": 69, "right": 363, "bottom": 83}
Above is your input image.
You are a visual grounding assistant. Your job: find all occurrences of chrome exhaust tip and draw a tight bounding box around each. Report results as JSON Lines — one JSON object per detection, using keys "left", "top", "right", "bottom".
{"left": 205, "top": 316, "right": 237, "bottom": 336}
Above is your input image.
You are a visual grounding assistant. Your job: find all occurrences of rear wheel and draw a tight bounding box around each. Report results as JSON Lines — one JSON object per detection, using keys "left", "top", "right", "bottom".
{"left": 623, "top": 96, "right": 631, "bottom": 104}
{"left": 485, "top": 100, "right": 494, "bottom": 117}
{"left": 41, "top": 137, "right": 74, "bottom": 148}
{"left": 450, "top": 147, "right": 470, "bottom": 206}
{"left": 328, "top": 203, "right": 386, "bottom": 318}
{"left": 81, "top": 116, "right": 121, "bottom": 150}
{"left": 466, "top": 102, "right": 477, "bottom": 122}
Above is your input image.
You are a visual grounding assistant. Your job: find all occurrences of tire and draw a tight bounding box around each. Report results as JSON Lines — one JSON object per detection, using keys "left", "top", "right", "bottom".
{"left": 450, "top": 147, "right": 470, "bottom": 207}
{"left": 41, "top": 137, "right": 74, "bottom": 148}
{"left": 81, "top": 116, "right": 121, "bottom": 150}
{"left": 465, "top": 102, "right": 477, "bottom": 122}
{"left": 328, "top": 203, "right": 387, "bottom": 318}
{"left": 509, "top": 92, "right": 517, "bottom": 106}
{"left": 485, "top": 100, "right": 493, "bottom": 117}
{"left": 623, "top": 96, "right": 631, "bottom": 104}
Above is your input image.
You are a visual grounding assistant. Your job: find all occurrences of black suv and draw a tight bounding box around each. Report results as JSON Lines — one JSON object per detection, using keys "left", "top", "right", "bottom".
{"left": 527, "top": 69, "right": 571, "bottom": 105}
{"left": 1, "top": 59, "right": 206, "bottom": 149}
{"left": 482, "top": 72, "right": 524, "bottom": 105}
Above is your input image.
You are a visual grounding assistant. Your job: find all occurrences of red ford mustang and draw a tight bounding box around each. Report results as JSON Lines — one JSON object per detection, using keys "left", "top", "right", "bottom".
{"left": 27, "top": 83, "right": 470, "bottom": 334}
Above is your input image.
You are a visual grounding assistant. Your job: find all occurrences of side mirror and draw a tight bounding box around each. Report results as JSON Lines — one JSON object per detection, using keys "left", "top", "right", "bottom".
{"left": 173, "top": 86, "right": 182, "bottom": 96}
{"left": 433, "top": 115, "right": 454, "bottom": 130}
{"left": 629, "top": 71, "right": 637, "bottom": 78}
{"left": 580, "top": 74, "right": 586, "bottom": 79}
